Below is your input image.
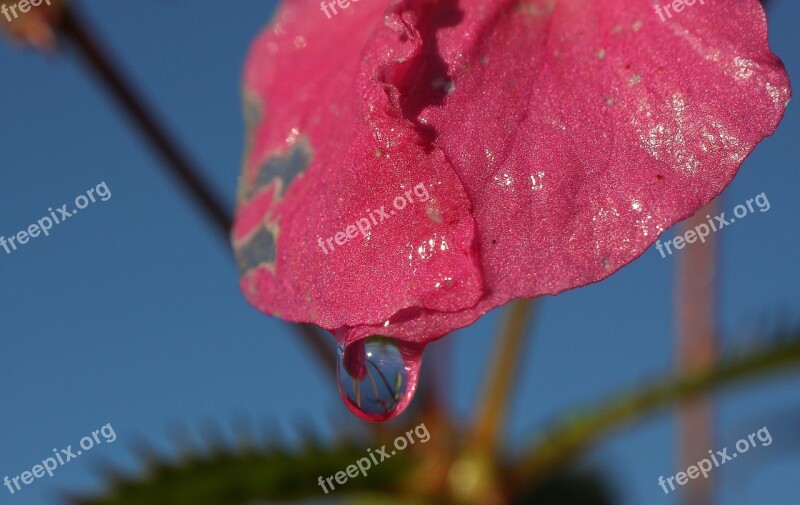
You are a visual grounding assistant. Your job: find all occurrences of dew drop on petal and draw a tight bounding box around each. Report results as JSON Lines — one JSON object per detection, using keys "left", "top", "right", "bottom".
{"left": 336, "top": 335, "right": 423, "bottom": 422}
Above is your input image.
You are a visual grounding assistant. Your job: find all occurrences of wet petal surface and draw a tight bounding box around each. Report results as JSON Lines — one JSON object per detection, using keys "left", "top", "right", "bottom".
{"left": 234, "top": 0, "right": 790, "bottom": 347}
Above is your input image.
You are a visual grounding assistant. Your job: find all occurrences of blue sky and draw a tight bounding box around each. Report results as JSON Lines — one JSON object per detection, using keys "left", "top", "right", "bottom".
{"left": 0, "top": 1, "right": 798, "bottom": 504}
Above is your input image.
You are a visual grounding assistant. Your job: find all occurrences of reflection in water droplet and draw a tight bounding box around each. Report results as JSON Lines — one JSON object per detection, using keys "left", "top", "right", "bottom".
{"left": 337, "top": 335, "right": 423, "bottom": 422}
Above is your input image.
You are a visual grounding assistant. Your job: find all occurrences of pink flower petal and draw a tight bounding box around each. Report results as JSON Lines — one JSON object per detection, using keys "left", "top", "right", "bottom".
{"left": 234, "top": 0, "right": 790, "bottom": 346}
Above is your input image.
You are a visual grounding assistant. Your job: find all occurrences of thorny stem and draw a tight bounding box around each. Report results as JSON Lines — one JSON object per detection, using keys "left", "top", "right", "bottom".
{"left": 512, "top": 336, "right": 800, "bottom": 488}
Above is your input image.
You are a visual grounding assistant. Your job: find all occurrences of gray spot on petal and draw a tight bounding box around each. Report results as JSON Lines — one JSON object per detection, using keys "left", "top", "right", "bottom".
{"left": 236, "top": 226, "right": 277, "bottom": 275}
{"left": 246, "top": 138, "right": 312, "bottom": 201}
{"left": 243, "top": 91, "right": 263, "bottom": 140}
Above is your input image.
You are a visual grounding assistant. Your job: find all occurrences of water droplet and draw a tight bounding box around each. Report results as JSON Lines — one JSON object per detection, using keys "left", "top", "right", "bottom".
{"left": 337, "top": 335, "right": 423, "bottom": 422}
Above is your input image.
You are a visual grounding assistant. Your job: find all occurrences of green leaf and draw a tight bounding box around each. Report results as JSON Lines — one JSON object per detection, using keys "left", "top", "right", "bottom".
{"left": 71, "top": 435, "right": 413, "bottom": 505}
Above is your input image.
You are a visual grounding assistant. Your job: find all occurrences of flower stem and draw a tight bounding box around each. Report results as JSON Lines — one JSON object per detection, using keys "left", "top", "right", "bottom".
{"left": 59, "top": 3, "right": 232, "bottom": 242}
{"left": 473, "top": 298, "right": 537, "bottom": 454}
{"left": 676, "top": 201, "right": 718, "bottom": 505}
{"left": 511, "top": 334, "right": 800, "bottom": 488}
{"left": 56, "top": 3, "right": 335, "bottom": 373}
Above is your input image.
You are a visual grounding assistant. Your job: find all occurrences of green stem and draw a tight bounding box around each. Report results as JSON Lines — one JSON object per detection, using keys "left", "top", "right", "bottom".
{"left": 473, "top": 298, "right": 537, "bottom": 454}
{"left": 511, "top": 335, "right": 800, "bottom": 487}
